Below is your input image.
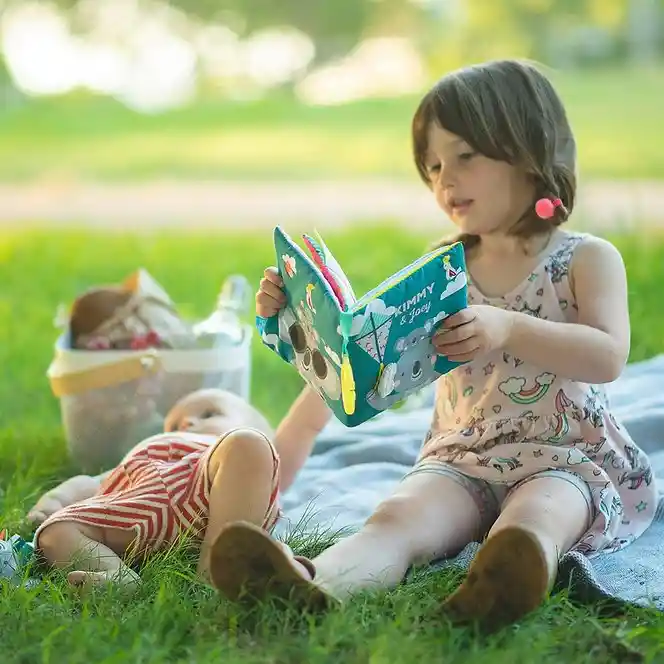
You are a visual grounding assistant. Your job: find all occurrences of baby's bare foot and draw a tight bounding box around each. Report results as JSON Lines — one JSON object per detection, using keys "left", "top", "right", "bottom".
{"left": 68, "top": 567, "right": 140, "bottom": 593}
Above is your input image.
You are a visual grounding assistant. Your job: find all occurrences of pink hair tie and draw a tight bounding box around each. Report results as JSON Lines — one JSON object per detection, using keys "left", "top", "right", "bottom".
{"left": 535, "top": 197, "right": 562, "bottom": 220}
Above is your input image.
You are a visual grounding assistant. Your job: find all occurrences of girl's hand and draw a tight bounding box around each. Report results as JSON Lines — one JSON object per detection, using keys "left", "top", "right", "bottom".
{"left": 433, "top": 305, "right": 514, "bottom": 363}
{"left": 256, "top": 267, "right": 287, "bottom": 318}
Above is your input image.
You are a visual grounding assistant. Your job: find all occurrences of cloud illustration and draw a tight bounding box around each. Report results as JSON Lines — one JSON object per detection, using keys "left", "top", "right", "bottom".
{"left": 338, "top": 297, "right": 397, "bottom": 337}
{"left": 498, "top": 377, "right": 526, "bottom": 396}
{"left": 566, "top": 449, "right": 587, "bottom": 466}
{"left": 440, "top": 272, "right": 467, "bottom": 300}
{"left": 431, "top": 309, "right": 448, "bottom": 327}
{"left": 537, "top": 372, "right": 556, "bottom": 386}
{"left": 261, "top": 332, "right": 279, "bottom": 351}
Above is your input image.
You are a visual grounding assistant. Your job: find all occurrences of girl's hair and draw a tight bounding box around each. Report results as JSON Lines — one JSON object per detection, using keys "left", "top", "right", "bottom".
{"left": 412, "top": 59, "right": 577, "bottom": 251}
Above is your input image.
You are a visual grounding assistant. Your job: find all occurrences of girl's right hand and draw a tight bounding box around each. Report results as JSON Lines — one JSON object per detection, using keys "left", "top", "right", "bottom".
{"left": 256, "top": 267, "right": 287, "bottom": 318}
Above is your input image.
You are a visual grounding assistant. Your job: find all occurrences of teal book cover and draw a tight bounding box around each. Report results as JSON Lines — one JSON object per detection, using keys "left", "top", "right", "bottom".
{"left": 257, "top": 226, "right": 468, "bottom": 427}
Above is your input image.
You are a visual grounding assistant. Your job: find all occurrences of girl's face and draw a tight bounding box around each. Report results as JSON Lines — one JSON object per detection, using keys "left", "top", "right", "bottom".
{"left": 423, "top": 123, "right": 535, "bottom": 236}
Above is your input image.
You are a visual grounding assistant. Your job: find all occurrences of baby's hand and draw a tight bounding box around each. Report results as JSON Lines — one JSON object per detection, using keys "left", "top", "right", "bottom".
{"left": 27, "top": 493, "right": 66, "bottom": 524}
{"left": 28, "top": 475, "right": 102, "bottom": 524}
{"left": 256, "top": 267, "right": 286, "bottom": 318}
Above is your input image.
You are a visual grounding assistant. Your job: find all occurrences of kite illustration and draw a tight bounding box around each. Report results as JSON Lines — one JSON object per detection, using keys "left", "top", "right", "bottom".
{"left": 352, "top": 299, "right": 396, "bottom": 388}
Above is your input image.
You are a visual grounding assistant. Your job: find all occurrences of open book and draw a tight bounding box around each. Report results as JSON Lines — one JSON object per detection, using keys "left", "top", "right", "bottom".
{"left": 257, "top": 226, "right": 468, "bottom": 427}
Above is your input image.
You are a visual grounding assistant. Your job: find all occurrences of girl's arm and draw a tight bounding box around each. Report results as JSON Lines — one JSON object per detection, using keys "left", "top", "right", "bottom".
{"left": 273, "top": 385, "right": 332, "bottom": 492}
{"left": 503, "top": 236, "right": 630, "bottom": 384}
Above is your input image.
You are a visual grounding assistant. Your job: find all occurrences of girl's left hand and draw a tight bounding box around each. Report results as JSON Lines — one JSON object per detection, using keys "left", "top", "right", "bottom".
{"left": 433, "top": 305, "right": 514, "bottom": 363}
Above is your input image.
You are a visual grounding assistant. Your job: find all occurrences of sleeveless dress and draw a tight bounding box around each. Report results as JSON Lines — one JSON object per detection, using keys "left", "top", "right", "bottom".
{"left": 418, "top": 232, "right": 657, "bottom": 557}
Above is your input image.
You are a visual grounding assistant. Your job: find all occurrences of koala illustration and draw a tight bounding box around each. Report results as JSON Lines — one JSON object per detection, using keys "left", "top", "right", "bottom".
{"left": 260, "top": 302, "right": 342, "bottom": 401}
{"left": 286, "top": 302, "right": 342, "bottom": 401}
{"left": 367, "top": 320, "right": 440, "bottom": 410}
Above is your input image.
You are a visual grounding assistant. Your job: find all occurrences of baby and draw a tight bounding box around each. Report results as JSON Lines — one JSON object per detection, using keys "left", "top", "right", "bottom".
{"left": 30, "top": 385, "right": 331, "bottom": 590}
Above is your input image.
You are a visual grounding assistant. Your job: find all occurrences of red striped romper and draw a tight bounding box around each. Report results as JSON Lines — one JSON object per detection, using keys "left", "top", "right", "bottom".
{"left": 35, "top": 429, "right": 281, "bottom": 557}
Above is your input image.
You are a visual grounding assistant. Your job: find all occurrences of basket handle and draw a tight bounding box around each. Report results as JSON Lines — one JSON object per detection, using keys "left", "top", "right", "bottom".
{"left": 48, "top": 351, "right": 163, "bottom": 397}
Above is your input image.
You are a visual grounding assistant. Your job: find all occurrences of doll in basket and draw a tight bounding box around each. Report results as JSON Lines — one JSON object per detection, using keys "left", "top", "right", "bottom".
{"left": 29, "top": 385, "right": 331, "bottom": 591}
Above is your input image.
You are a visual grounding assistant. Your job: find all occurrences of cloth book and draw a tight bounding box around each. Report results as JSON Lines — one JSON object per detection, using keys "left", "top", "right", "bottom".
{"left": 257, "top": 226, "right": 468, "bottom": 426}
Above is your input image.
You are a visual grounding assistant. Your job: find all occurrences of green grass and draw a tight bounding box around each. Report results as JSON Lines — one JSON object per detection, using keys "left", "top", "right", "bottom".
{"left": 0, "top": 65, "right": 663, "bottom": 182}
{"left": 1, "top": 224, "right": 663, "bottom": 662}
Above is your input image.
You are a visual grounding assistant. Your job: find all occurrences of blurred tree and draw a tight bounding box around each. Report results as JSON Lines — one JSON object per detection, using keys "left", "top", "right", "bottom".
{"left": 190, "top": 0, "right": 370, "bottom": 63}
{"left": 0, "top": 0, "right": 22, "bottom": 110}
{"left": 421, "top": 0, "right": 632, "bottom": 69}
{"left": 51, "top": 0, "right": 388, "bottom": 65}
{"left": 625, "top": 0, "right": 660, "bottom": 63}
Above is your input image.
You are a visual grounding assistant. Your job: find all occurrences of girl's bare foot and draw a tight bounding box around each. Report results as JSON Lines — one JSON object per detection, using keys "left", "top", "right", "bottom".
{"left": 209, "top": 521, "right": 338, "bottom": 611}
{"left": 67, "top": 567, "right": 140, "bottom": 593}
{"left": 440, "top": 526, "right": 550, "bottom": 631}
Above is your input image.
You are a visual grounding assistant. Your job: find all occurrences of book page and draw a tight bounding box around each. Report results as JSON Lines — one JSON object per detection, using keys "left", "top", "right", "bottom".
{"left": 343, "top": 241, "right": 467, "bottom": 420}
{"left": 351, "top": 243, "right": 459, "bottom": 312}
{"left": 311, "top": 231, "right": 357, "bottom": 308}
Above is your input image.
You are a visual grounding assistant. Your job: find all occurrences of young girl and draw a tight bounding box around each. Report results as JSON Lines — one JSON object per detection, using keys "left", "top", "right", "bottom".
{"left": 207, "top": 59, "right": 657, "bottom": 628}
{"left": 30, "top": 386, "right": 331, "bottom": 591}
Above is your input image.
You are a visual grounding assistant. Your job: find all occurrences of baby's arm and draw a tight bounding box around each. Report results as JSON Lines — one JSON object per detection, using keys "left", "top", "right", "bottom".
{"left": 273, "top": 385, "right": 332, "bottom": 491}
{"left": 28, "top": 472, "right": 112, "bottom": 524}
{"left": 502, "top": 236, "right": 630, "bottom": 383}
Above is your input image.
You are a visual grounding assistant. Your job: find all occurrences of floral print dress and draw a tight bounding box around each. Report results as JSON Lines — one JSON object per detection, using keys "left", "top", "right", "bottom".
{"left": 419, "top": 232, "right": 657, "bottom": 556}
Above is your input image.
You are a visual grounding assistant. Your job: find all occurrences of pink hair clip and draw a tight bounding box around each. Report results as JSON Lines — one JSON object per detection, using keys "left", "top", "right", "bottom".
{"left": 535, "top": 197, "right": 563, "bottom": 220}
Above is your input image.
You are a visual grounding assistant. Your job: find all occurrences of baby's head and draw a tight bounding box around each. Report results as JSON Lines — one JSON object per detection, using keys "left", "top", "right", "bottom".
{"left": 411, "top": 59, "right": 576, "bottom": 245}
{"left": 164, "top": 389, "right": 273, "bottom": 438}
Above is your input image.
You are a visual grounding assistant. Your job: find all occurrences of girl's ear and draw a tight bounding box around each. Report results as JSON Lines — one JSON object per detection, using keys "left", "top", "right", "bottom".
{"left": 525, "top": 169, "right": 546, "bottom": 195}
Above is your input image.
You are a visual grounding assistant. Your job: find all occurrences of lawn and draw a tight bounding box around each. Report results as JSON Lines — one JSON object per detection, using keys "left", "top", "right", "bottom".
{"left": 0, "top": 66, "right": 663, "bottom": 182}
{"left": 0, "top": 224, "right": 663, "bottom": 663}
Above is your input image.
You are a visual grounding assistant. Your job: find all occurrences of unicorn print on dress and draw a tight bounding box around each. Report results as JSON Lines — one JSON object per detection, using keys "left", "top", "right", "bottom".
{"left": 618, "top": 466, "right": 653, "bottom": 490}
{"left": 547, "top": 389, "right": 583, "bottom": 444}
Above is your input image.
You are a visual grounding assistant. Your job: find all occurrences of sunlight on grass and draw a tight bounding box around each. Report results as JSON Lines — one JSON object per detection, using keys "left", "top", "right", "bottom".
{"left": 0, "top": 224, "right": 662, "bottom": 662}
{"left": 0, "top": 128, "right": 410, "bottom": 181}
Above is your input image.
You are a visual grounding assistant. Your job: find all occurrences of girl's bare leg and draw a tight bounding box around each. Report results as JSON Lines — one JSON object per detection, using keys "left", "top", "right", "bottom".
{"left": 209, "top": 470, "right": 485, "bottom": 606}
{"left": 37, "top": 521, "right": 139, "bottom": 591}
{"left": 310, "top": 471, "right": 484, "bottom": 599}
{"left": 442, "top": 475, "right": 591, "bottom": 629}
{"left": 197, "top": 429, "right": 278, "bottom": 579}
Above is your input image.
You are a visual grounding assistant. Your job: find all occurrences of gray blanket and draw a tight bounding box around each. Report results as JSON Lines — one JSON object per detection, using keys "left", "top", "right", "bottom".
{"left": 278, "top": 356, "right": 664, "bottom": 611}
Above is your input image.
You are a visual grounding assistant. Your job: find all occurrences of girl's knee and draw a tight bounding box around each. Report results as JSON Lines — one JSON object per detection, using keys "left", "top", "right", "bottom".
{"left": 503, "top": 475, "right": 588, "bottom": 518}
{"left": 366, "top": 495, "right": 421, "bottom": 532}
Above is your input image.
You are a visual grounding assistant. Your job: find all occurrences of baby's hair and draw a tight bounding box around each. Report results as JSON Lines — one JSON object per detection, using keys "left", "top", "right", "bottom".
{"left": 169, "top": 388, "right": 275, "bottom": 439}
{"left": 411, "top": 59, "right": 577, "bottom": 251}
{"left": 241, "top": 405, "right": 275, "bottom": 440}
{"left": 217, "top": 389, "right": 275, "bottom": 439}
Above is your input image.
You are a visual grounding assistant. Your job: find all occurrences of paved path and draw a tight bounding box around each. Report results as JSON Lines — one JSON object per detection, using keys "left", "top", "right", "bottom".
{"left": 3, "top": 179, "right": 664, "bottom": 233}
